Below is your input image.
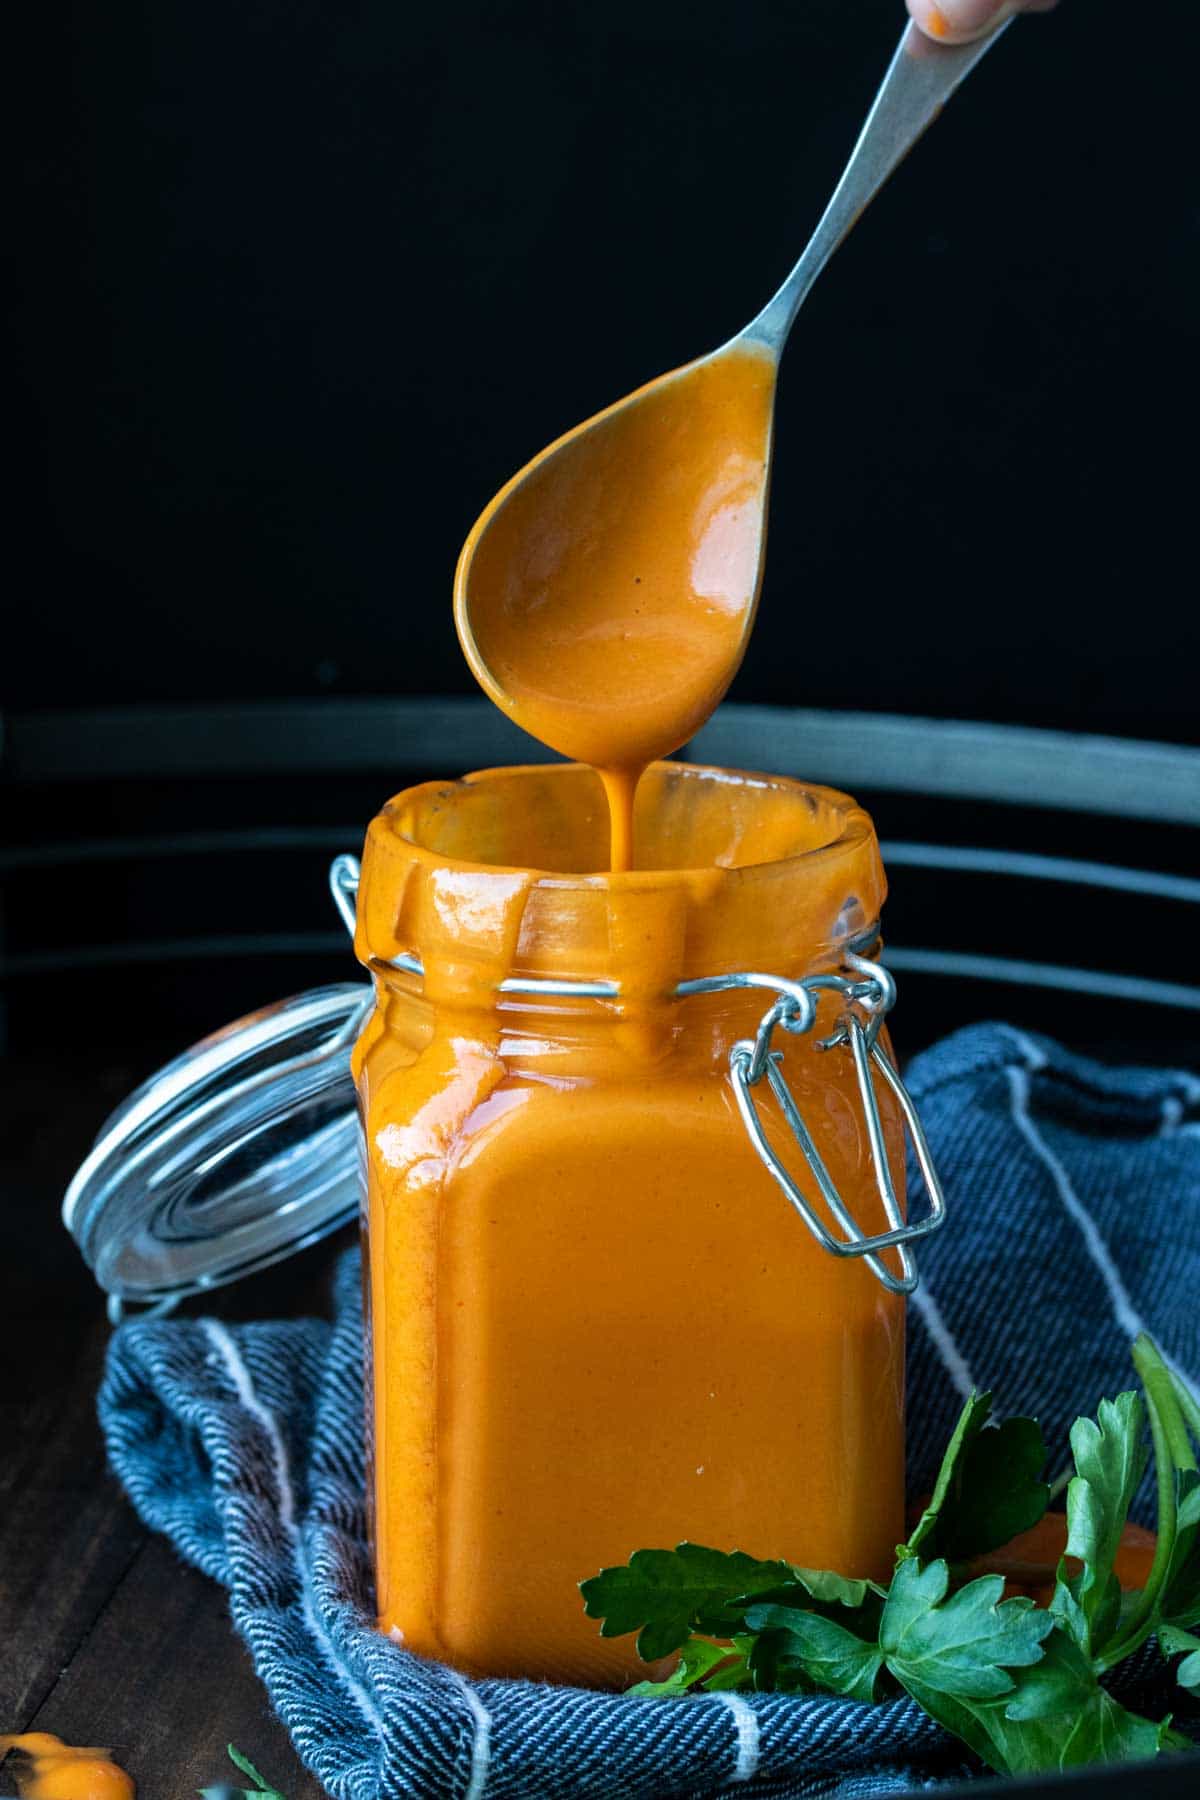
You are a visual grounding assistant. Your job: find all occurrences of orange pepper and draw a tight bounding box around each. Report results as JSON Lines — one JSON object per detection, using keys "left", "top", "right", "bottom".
{"left": 0, "top": 1734, "right": 134, "bottom": 1800}
{"left": 966, "top": 1513, "right": 1158, "bottom": 1604}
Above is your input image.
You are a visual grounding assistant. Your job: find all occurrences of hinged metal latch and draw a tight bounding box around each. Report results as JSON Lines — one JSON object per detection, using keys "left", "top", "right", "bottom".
{"left": 331, "top": 856, "right": 945, "bottom": 1295}
{"left": 694, "top": 955, "right": 946, "bottom": 1295}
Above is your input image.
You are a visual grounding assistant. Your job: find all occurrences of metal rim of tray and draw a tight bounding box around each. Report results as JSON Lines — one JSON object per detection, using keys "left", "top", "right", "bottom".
{"left": 2, "top": 700, "right": 1198, "bottom": 1014}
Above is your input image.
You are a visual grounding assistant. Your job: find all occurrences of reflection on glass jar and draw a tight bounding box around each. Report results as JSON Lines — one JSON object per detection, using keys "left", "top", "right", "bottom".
{"left": 352, "top": 761, "right": 908, "bottom": 1687}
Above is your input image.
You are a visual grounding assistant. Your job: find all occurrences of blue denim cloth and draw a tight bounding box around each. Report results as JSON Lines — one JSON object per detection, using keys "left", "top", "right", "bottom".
{"left": 98, "top": 1023, "right": 1200, "bottom": 1800}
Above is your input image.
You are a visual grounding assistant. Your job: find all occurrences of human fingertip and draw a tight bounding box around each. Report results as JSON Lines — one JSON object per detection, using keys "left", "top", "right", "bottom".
{"left": 910, "top": 0, "right": 1019, "bottom": 46}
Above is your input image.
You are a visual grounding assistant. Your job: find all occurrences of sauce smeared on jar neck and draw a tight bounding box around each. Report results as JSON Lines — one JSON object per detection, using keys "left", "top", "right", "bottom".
{"left": 0, "top": 1734, "right": 134, "bottom": 1799}
{"left": 455, "top": 341, "right": 777, "bottom": 870}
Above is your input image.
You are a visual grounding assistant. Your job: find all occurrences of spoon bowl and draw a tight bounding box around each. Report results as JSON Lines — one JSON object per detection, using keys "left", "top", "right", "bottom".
{"left": 454, "top": 339, "right": 777, "bottom": 779}
{"left": 454, "top": 19, "right": 1013, "bottom": 865}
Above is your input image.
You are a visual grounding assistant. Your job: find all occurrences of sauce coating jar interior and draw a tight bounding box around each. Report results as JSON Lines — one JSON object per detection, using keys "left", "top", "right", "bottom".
{"left": 352, "top": 760, "right": 907, "bottom": 1687}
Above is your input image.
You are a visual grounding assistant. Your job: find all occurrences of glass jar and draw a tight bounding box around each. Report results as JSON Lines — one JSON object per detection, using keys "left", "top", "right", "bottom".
{"left": 351, "top": 759, "right": 940, "bottom": 1688}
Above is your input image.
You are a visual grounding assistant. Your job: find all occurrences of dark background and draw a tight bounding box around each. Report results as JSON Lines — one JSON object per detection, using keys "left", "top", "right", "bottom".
{"left": 4, "top": 0, "right": 1199, "bottom": 1065}
{"left": 9, "top": 0, "right": 1198, "bottom": 733}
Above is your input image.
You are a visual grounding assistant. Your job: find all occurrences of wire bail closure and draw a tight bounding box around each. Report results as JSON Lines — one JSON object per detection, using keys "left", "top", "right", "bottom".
{"left": 722, "top": 953, "right": 945, "bottom": 1296}
{"left": 331, "top": 855, "right": 946, "bottom": 1295}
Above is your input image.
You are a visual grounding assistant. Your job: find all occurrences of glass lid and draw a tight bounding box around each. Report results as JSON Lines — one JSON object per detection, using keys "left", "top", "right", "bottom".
{"left": 63, "top": 982, "right": 371, "bottom": 1320}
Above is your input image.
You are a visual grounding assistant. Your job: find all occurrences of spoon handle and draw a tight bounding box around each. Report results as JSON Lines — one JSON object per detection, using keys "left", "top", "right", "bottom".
{"left": 745, "top": 18, "right": 1012, "bottom": 354}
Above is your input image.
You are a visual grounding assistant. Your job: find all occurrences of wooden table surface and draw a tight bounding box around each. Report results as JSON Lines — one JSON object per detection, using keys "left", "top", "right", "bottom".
{"left": 1, "top": 1051, "right": 339, "bottom": 1799}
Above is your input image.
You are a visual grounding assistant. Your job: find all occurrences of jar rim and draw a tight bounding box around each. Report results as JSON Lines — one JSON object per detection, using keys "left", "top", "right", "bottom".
{"left": 355, "top": 762, "right": 887, "bottom": 995}
{"left": 375, "top": 760, "right": 875, "bottom": 886}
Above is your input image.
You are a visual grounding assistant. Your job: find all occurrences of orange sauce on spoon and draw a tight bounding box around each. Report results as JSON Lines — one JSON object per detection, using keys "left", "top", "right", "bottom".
{"left": 454, "top": 340, "right": 777, "bottom": 868}
{"left": 0, "top": 1735, "right": 134, "bottom": 1800}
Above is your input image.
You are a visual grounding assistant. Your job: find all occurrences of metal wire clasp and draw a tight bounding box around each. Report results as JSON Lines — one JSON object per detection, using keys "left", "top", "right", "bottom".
{"left": 330, "top": 855, "right": 945, "bottom": 1294}
{"left": 724, "top": 952, "right": 945, "bottom": 1295}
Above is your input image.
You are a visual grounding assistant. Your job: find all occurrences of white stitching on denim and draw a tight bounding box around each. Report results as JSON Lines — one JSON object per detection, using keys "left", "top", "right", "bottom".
{"left": 1005, "top": 1044, "right": 1143, "bottom": 1342}
{"left": 715, "top": 1692, "right": 760, "bottom": 1782}
{"left": 203, "top": 1319, "right": 389, "bottom": 1741}
{"left": 910, "top": 1283, "right": 976, "bottom": 1400}
{"left": 1161, "top": 1073, "right": 1200, "bottom": 1135}
{"left": 1003, "top": 1030, "right": 1200, "bottom": 1412}
{"left": 447, "top": 1669, "right": 491, "bottom": 1800}
{"left": 1160, "top": 1095, "right": 1185, "bottom": 1136}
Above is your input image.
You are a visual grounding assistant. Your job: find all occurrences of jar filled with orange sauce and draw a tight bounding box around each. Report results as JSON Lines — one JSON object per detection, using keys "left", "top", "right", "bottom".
{"left": 352, "top": 757, "right": 920, "bottom": 1688}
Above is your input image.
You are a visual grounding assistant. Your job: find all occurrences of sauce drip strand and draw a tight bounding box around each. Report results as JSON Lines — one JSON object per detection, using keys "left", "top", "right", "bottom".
{"left": 455, "top": 340, "right": 777, "bottom": 869}
{"left": 0, "top": 1735, "right": 134, "bottom": 1800}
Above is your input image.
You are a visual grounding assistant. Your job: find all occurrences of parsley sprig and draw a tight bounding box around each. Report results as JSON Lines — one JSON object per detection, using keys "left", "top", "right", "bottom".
{"left": 580, "top": 1334, "right": 1200, "bottom": 1775}
{"left": 199, "top": 1743, "right": 288, "bottom": 1800}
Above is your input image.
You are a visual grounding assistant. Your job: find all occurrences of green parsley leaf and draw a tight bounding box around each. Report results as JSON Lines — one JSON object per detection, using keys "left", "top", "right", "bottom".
{"left": 628, "top": 1637, "right": 743, "bottom": 1697}
{"left": 198, "top": 1787, "right": 284, "bottom": 1800}
{"left": 774, "top": 1567, "right": 886, "bottom": 1608}
{"left": 875, "top": 1564, "right": 1072, "bottom": 1773}
{"left": 703, "top": 1634, "right": 759, "bottom": 1691}
{"left": 1182, "top": 1482, "right": 1200, "bottom": 1530}
{"left": 902, "top": 1393, "right": 1049, "bottom": 1565}
{"left": 582, "top": 1339, "right": 1199, "bottom": 1774}
{"left": 1160, "top": 1624, "right": 1200, "bottom": 1697}
{"left": 881, "top": 1559, "right": 1053, "bottom": 1702}
{"left": 999, "top": 1622, "right": 1096, "bottom": 1721}
{"left": 901, "top": 1667, "right": 1101, "bottom": 1776}
{"left": 1052, "top": 1392, "right": 1146, "bottom": 1658}
{"left": 903, "top": 1392, "right": 993, "bottom": 1561}
{"left": 743, "top": 1629, "right": 810, "bottom": 1694}
{"left": 939, "top": 1418, "right": 1051, "bottom": 1561}
{"left": 733, "top": 1570, "right": 886, "bottom": 1641}
{"left": 580, "top": 1545, "right": 885, "bottom": 1662}
{"left": 197, "top": 1744, "right": 287, "bottom": 1800}
{"left": 1059, "top": 1693, "right": 1189, "bottom": 1766}
{"left": 1099, "top": 1340, "right": 1200, "bottom": 1670}
{"left": 1001, "top": 1625, "right": 1193, "bottom": 1765}
{"left": 1161, "top": 1469, "right": 1200, "bottom": 1629}
{"left": 897, "top": 1626, "right": 1182, "bottom": 1776}
{"left": 1162, "top": 1461, "right": 1200, "bottom": 1631}
{"left": 227, "top": 1748, "right": 268, "bottom": 1785}
{"left": 742, "top": 1605, "right": 882, "bottom": 1701}
{"left": 580, "top": 1544, "right": 795, "bottom": 1660}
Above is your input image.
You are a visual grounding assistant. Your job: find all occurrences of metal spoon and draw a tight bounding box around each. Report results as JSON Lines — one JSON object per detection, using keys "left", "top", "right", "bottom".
{"left": 455, "top": 18, "right": 1014, "bottom": 789}
{"left": 742, "top": 17, "right": 1012, "bottom": 354}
